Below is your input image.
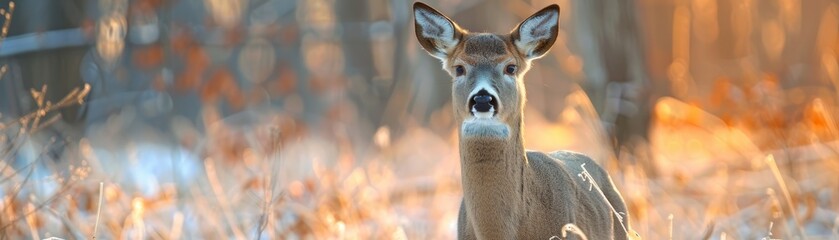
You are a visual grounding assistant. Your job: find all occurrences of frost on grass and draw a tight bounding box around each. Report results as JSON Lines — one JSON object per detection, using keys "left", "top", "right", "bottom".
{"left": 577, "top": 163, "right": 629, "bottom": 235}
{"left": 549, "top": 223, "right": 589, "bottom": 240}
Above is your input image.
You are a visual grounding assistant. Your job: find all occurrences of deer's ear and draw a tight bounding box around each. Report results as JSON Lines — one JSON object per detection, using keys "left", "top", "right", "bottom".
{"left": 413, "top": 2, "right": 463, "bottom": 59}
{"left": 512, "top": 4, "right": 559, "bottom": 60}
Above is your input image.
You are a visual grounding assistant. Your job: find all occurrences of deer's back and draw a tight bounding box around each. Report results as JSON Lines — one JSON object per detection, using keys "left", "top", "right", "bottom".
{"left": 525, "top": 150, "right": 629, "bottom": 240}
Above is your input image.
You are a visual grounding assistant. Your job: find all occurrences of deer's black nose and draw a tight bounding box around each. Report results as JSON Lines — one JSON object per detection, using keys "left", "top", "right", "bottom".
{"left": 471, "top": 89, "right": 495, "bottom": 113}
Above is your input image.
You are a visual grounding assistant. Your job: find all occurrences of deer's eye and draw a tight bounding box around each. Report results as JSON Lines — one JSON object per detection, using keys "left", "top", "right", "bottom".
{"left": 454, "top": 65, "right": 465, "bottom": 76}
{"left": 505, "top": 64, "right": 517, "bottom": 75}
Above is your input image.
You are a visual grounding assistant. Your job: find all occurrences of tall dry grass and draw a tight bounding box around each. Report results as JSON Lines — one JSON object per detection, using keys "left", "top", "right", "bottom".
{"left": 2, "top": 85, "right": 838, "bottom": 239}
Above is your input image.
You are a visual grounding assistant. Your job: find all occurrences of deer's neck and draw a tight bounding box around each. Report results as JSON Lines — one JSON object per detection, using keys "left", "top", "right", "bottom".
{"left": 459, "top": 117, "right": 528, "bottom": 238}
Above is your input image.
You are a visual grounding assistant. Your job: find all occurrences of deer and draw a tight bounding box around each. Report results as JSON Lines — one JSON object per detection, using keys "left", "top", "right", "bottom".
{"left": 412, "top": 2, "right": 639, "bottom": 239}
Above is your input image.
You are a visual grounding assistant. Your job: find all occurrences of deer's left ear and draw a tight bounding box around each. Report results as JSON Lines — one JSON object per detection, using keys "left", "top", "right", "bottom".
{"left": 414, "top": 2, "right": 464, "bottom": 60}
{"left": 511, "top": 4, "right": 559, "bottom": 60}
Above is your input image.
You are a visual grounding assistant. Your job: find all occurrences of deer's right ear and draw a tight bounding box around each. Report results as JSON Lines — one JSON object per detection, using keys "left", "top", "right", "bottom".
{"left": 413, "top": 2, "right": 463, "bottom": 59}
{"left": 512, "top": 4, "right": 559, "bottom": 60}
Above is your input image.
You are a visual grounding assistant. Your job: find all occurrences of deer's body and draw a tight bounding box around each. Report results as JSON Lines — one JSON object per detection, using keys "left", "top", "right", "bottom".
{"left": 459, "top": 149, "right": 626, "bottom": 240}
{"left": 413, "top": 2, "right": 638, "bottom": 239}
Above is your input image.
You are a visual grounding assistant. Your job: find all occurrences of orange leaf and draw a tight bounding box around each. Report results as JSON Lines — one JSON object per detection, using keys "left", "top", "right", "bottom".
{"left": 132, "top": 45, "right": 164, "bottom": 69}
{"left": 272, "top": 66, "right": 297, "bottom": 95}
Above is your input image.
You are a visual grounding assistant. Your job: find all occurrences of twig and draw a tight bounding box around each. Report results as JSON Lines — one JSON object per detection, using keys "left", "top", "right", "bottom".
{"left": 0, "top": 180, "right": 75, "bottom": 231}
{"left": 93, "top": 182, "right": 104, "bottom": 239}
{"left": 0, "top": 65, "right": 7, "bottom": 80}
{"left": 766, "top": 189, "right": 795, "bottom": 239}
{"left": 9, "top": 84, "right": 90, "bottom": 130}
{"left": 765, "top": 154, "right": 808, "bottom": 239}
{"left": 832, "top": 216, "right": 838, "bottom": 238}
{"left": 552, "top": 223, "right": 589, "bottom": 240}
{"left": 0, "top": 1, "right": 15, "bottom": 50}
{"left": 5, "top": 157, "right": 36, "bottom": 211}
{"left": 699, "top": 221, "right": 715, "bottom": 240}
{"left": 0, "top": 128, "right": 28, "bottom": 178}
{"left": 24, "top": 203, "right": 38, "bottom": 240}
{"left": 0, "top": 135, "right": 59, "bottom": 187}
{"left": 204, "top": 159, "right": 247, "bottom": 239}
{"left": 564, "top": 223, "right": 588, "bottom": 240}
{"left": 169, "top": 211, "right": 184, "bottom": 240}
{"left": 45, "top": 207, "right": 86, "bottom": 240}
{"left": 761, "top": 221, "right": 781, "bottom": 240}
{"left": 668, "top": 214, "right": 674, "bottom": 240}
{"left": 255, "top": 176, "right": 271, "bottom": 240}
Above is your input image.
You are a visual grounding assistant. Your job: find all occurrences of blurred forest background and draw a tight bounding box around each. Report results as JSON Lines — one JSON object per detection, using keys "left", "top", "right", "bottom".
{"left": 1, "top": 0, "right": 839, "bottom": 239}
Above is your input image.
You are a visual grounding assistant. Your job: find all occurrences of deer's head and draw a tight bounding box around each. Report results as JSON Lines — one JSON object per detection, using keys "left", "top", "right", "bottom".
{"left": 413, "top": 2, "right": 559, "bottom": 137}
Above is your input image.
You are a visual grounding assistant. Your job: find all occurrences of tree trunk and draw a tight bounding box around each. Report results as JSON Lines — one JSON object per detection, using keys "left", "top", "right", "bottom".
{"left": 572, "top": 0, "right": 655, "bottom": 174}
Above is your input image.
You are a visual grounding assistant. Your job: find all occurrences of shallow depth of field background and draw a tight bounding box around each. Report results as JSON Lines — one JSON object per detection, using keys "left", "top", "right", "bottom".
{"left": 1, "top": 0, "right": 838, "bottom": 239}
